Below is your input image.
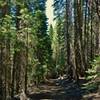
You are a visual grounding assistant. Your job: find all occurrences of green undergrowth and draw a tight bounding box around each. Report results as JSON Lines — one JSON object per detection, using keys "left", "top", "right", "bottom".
{"left": 85, "top": 56, "right": 100, "bottom": 80}
{"left": 83, "top": 55, "right": 100, "bottom": 93}
{"left": 82, "top": 81, "right": 100, "bottom": 93}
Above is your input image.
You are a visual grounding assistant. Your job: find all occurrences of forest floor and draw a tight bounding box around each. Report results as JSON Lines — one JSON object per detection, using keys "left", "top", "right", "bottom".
{"left": 27, "top": 76, "right": 100, "bottom": 100}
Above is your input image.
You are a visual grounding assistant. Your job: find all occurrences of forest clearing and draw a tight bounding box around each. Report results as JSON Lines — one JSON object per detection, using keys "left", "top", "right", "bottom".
{"left": 0, "top": 0, "right": 100, "bottom": 100}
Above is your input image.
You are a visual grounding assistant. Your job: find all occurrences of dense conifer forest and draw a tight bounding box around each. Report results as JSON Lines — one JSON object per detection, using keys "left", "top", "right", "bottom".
{"left": 0, "top": 0, "right": 100, "bottom": 100}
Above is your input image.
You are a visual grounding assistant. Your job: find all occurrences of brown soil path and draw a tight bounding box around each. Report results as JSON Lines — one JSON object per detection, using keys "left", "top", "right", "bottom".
{"left": 27, "top": 77, "right": 100, "bottom": 100}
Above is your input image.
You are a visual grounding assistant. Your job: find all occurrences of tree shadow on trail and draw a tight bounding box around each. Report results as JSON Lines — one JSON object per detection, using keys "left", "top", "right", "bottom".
{"left": 27, "top": 78, "right": 91, "bottom": 100}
